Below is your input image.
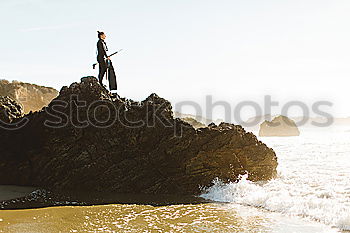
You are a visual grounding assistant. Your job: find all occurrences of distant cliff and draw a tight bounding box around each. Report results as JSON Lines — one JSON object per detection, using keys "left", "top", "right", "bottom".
{"left": 259, "top": 115, "right": 300, "bottom": 137}
{"left": 180, "top": 117, "right": 206, "bottom": 129}
{"left": 174, "top": 112, "right": 223, "bottom": 126}
{"left": 0, "top": 80, "right": 58, "bottom": 114}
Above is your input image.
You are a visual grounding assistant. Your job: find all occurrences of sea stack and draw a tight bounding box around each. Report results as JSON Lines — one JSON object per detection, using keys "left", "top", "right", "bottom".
{"left": 259, "top": 115, "right": 300, "bottom": 137}
{"left": 0, "top": 77, "right": 278, "bottom": 195}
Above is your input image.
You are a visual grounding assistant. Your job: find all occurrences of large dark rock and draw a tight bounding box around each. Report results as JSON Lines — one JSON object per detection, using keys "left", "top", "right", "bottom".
{"left": 0, "top": 77, "right": 277, "bottom": 195}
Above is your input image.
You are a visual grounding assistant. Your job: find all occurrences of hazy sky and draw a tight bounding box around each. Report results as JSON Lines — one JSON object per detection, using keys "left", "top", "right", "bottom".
{"left": 1, "top": 0, "right": 350, "bottom": 120}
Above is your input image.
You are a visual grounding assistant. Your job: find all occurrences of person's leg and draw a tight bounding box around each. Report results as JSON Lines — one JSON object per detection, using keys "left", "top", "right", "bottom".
{"left": 98, "top": 61, "right": 107, "bottom": 85}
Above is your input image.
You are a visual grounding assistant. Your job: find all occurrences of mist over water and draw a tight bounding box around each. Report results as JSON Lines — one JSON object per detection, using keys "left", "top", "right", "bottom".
{"left": 201, "top": 130, "right": 350, "bottom": 231}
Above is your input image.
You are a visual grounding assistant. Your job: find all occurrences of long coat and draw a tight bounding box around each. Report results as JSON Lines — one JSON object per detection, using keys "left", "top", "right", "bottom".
{"left": 97, "top": 39, "right": 108, "bottom": 63}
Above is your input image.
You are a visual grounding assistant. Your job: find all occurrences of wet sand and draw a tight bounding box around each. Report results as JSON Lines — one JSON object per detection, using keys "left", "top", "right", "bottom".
{"left": 0, "top": 186, "right": 337, "bottom": 232}
{"left": 0, "top": 203, "right": 337, "bottom": 233}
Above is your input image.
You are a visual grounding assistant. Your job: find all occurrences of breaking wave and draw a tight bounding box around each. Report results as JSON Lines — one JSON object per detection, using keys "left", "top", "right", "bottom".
{"left": 200, "top": 132, "right": 350, "bottom": 231}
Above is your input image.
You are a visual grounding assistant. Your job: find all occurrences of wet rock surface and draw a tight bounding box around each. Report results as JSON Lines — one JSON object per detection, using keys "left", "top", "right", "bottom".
{"left": 0, "top": 77, "right": 278, "bottom": 199}
{"left": 0, "top": 189, "right": 84, "bottom": 210}
{"left": 0, "top": 188, "right": 211, "bottom": 209}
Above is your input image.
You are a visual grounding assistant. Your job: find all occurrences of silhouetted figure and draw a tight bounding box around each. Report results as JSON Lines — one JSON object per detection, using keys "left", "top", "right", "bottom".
{"left": 97, "top": 31, "right": 110, "bottom": 86}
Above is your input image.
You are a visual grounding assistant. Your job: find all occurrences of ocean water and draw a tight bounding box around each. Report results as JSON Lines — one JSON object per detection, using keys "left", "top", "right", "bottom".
{"left": 0, "top": 131, "right": 349, "bottom": 232}
{"left": 201, "top": 130, "right": 350, "bottom": 232}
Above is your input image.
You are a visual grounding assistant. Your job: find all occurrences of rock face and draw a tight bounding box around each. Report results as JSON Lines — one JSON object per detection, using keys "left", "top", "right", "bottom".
{"left": 0, "top": 96, "right": 24, "bottom": 123}
{"left": 0, "top": 79, "right": 58, "bottom": 114}
{"left": 259, "top": 115, "right": 300, "bottom": 137}
{"left": 0, "top": 77, "right": 277, "bottom": 195}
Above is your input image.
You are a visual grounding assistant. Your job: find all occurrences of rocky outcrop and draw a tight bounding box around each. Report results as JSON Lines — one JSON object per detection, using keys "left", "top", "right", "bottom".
{"left": 0, "top": 96, "right": 24, "bottom": 123}
{"left": 0, "top": 79, "right": 58, "bottom": 114}
{"left": 0, "top": 77, "right": 277, "bottom": 195}
{"left": 259, "top": 115, "right": 300, "bottom": 137}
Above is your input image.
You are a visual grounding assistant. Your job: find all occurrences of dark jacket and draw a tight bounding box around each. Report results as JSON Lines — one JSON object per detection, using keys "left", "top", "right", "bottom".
{"left": 97, "top": 39, "right": 108, "bottom": 62}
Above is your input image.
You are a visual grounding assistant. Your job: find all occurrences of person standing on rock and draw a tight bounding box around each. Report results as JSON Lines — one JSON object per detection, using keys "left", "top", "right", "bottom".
{"left": 97, "top": 31, "right": 110, "bottom": 86}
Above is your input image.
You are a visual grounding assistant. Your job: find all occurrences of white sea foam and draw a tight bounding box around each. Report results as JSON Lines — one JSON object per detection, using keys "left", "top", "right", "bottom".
{"left": 200, "top": 131, "right": 350, "bottom": 231}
